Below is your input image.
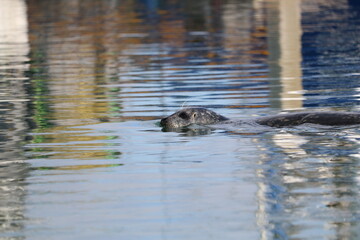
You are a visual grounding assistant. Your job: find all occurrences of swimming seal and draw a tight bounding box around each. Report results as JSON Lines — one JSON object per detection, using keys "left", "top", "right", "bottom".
{"left": 160, "top": 107, "right": 360, "bottom": 129}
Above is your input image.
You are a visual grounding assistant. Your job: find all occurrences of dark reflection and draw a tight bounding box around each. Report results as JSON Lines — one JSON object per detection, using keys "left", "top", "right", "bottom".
{"left": 161, "top": 125, "right": 214, "bottom": 136}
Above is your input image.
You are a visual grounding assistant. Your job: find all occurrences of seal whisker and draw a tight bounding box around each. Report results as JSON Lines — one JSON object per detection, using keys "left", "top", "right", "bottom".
{"left": 180, "top": 101, "right": 188, "bottom": 110}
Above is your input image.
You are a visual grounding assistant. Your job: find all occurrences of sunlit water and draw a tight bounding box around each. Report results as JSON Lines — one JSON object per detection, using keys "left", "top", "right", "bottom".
{"left": 1, "top": 0, "right": 360, "bottom": 239}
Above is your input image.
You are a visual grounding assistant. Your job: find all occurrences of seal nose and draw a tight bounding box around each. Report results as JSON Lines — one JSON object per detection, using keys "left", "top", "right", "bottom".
{"left": 160, "top": 117, "right": 167, "bottom": 127}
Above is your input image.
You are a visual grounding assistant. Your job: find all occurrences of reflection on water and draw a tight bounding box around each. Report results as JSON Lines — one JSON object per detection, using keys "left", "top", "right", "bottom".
{"left": 0, "top": 0, "right": 29, "bottom": 237}
{"left": 0, "top": 0, "right": 360, "bottom": 239}
{"left": 256, "top": 126, "right": 360, "bottom": 239}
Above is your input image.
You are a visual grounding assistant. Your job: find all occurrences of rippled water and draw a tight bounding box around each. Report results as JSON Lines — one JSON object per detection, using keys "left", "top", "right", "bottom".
{"left": 1, "top": 0, "right": 360, "bottom": 239}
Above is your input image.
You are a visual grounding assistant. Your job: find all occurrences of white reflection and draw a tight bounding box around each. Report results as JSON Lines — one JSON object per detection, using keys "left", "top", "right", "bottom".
{"left": 0, "top": 0, "right": 29, "bottom": 235}
{"left": 267, "top": 0, "right": 304, "bottom": 110}
{"left": 0, "top": 0, "right": 29, "bottom": 66}
{"left": 278, "top": 0, "right": 303, "bottom": 110}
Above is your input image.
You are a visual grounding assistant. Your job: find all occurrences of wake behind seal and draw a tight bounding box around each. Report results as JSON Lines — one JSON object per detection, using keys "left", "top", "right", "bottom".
{"left": 160, "top": 107, "right": 360, "bottom": 130}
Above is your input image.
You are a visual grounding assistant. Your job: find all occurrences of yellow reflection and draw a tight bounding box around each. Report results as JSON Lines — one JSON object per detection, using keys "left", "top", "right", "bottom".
{"left": 27, "top": 0, "right": 148, "bottom": 126}
{"left": 30, "top": 147, "right": 121, "bottom": 160}
{"left": 31, "top": 163, "right": 123, "bottom": 171}
{"left": 27, "top": 1, "right": 143, "bottom": 160}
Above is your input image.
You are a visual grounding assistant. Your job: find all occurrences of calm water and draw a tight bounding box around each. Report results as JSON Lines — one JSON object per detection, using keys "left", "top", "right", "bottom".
{"left": 1, "top": 0, "right": 360, "bottom": 239}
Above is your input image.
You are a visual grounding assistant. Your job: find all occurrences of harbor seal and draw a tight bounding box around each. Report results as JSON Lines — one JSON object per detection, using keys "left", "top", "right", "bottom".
{"left": 160, "top": 107, "right": 360, "bottom": 130}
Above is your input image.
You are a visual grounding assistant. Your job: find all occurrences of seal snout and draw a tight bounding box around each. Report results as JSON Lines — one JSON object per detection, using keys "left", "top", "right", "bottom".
{"left": 160, "top": 117, "right": 168, "bottom": 127}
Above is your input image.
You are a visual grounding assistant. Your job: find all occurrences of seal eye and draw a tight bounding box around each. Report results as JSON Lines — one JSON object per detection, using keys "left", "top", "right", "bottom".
{"left": 193, "top": 113, "right": 197, "bottom": 118}
{"left": 178, "top": 112, "right": 189, "bottom": 120}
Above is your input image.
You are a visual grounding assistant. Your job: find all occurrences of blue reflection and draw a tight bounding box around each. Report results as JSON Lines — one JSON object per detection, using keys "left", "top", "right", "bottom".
{"left": 302, "top": 3, "right": 360, "bottom": 107}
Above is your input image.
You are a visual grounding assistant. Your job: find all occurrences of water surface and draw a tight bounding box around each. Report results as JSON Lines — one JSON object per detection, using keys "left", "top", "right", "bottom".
{"left": 1, "top": 0, "right": 360, "bottom": 239}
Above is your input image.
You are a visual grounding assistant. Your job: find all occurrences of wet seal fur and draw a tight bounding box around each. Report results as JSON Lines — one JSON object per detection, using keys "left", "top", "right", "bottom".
{"left": 160, "top": 107, "right": 360, "bottom": 130}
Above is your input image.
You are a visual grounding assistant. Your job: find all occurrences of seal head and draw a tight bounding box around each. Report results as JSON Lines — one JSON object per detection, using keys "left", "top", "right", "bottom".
{"left": 160, "top": 108, "right": 229, "bottom": 129}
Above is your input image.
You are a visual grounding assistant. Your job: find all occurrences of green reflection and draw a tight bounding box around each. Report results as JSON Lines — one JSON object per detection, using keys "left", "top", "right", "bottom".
{"left": 28, "top": 50, "right": 53, "bottom": 132}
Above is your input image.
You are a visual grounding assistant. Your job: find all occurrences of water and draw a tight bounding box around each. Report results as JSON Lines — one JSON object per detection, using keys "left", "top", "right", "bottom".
{"left": 1, "top": 0, "right": 360, "bottom": 239}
